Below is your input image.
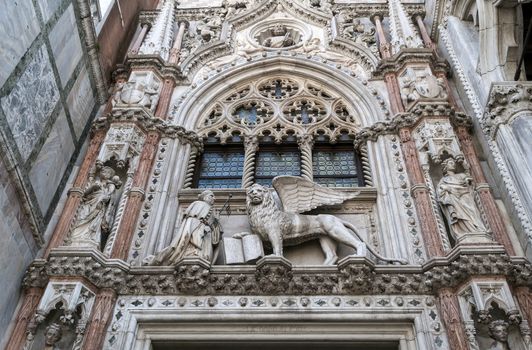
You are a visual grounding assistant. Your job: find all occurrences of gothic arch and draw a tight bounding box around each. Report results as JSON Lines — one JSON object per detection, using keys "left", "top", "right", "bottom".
{"left": 174, "top": 56, "right": 388, "bottom": 130}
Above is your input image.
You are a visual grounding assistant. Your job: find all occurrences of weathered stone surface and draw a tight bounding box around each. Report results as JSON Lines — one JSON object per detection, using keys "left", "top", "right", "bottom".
{"left": 0, "top": 1, "right": 40, "bottom": 86}
{"left": 1, "top": 45, "right": 60, "bottom": 161}
{"left": 67, "top": 66, "right": 95, "bottom": 138}
{"left": 29, "top": 109, "right": 75, "bottom": 213}
{"left": 37, "top": 0, "right": 62, "bottom": 22}
{"left": 48, "top": 4, "right": 83, "bottom": 86}
{"left": 0, "top": 161, "right": 37, "bottom": 344}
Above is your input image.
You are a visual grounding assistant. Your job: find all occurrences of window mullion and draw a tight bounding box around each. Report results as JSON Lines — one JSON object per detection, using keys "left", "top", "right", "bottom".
{"left": 242, "top": 135, "right": 259, "bottom": 188}
{"left": 297, "top": 134, "right": 314, "bottom": 181}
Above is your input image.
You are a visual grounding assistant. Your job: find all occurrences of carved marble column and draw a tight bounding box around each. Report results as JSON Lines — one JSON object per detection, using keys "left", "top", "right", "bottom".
{"left": 81, "top": 288, "right": 117, "bottom": 350}
{"left": 242, "top": 135, "right": 259, "bottom": 188}
{"left": 129, "top": 24, "right": 150, "bottom": 55}
{"left": 400, "top": 129, "right": 445, "bottom": 257}
{"left": 297, "top": 134, "right": 314, "bottom": 181}
{"left": 437, "top": 288, "right": 469, "bottom": 350}
{"left": 169, "top": 21, "right": 188, "bottom": 64}
{"left": 111, "top": 132, "right": 160, "bottom": 259}
{"left": 183, "top": 145, "right": 199, "bottom": 189}
{"left": 154, "top": 78, "right": 174, "bottom": 119}
{"left": 414, "top": 14, "right": 436, "bottom": 50}
{"left": 455, "top": 126, "right": 515, "bottom": 255}
{"left": 45, "top": 130, "right": 106, "bottom": 256}
{"left": 515, "top": 287, "right": 532, "bottom": 328}
{"left": 372, "top": 14, "right": 391, "bottom": 59}
{"left": 5, "top": 287, "right": 44, "bottom": 350}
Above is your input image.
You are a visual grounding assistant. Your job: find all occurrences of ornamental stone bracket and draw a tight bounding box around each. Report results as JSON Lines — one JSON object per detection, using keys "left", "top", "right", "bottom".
{"left": 353, "top": 106, "right": 472, "bottom": 149}
{"left": 91, "top": 108, "right": 202, "bottom": 150}
{"left": 21, "top": 245, "right": 532, "bottom": 297}
{"left": 483, "top": 82, "right": 532, "bottom": 139}
{"left": 372, "top": 48, "right": 449, "bottom": 78}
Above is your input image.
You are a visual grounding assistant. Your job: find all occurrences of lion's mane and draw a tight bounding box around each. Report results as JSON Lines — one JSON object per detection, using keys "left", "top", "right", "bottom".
{"left": 246, "top": 185, "right": 280, "bottom": 235}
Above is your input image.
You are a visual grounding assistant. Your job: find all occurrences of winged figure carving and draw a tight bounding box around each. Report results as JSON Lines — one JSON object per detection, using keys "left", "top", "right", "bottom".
{"left": 244, "top": 176, "right": 407, "bottom": 265}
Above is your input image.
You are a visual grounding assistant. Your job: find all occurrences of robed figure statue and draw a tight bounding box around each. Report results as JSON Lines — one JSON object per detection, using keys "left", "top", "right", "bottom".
{"left": 145, "top": 190, "right": 222, "bottom": 265}
{"left": 437, "top": 158, "right": 488, "bottom": 243}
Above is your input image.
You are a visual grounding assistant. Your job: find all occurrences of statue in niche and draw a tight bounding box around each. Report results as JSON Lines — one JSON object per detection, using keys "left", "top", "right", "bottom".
{"left": 69, "top": 166, "right": 122, "bottom": 249}
{"left": 488, "top": 320, "right": 510, "bottom": 350}
{"left": 263, "top": 25, "right": 295, "bottom": 48}
{"left": 245, "top": 176, "right": 407, "bottom": 265}
{"left": 436, "top": 158, "right": 489, "bottom": 242}
{"left": 144, "top": 190, "right": 223, "bottom": 265}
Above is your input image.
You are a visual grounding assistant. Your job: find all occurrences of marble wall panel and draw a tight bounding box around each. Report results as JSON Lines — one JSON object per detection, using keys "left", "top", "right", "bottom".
{"left": 29, "top": 109, "right": 75, "bottom": 213}
{"left": 0, "top": 1, "right": 40, "bottom": 87}
{"left": 0, "top": 45, "right": 60, "bottom": 161}
{"left": 67, "top": 66, "right": 95, "bottom": 139}
{"left": 48, "top": 4, "right": 83, "bottom": 86}
{"left": 37, "top": 0, "right": 63, "bottom": 23}
{"left": 0, "top": 160, "right": 37, "bottom": 345}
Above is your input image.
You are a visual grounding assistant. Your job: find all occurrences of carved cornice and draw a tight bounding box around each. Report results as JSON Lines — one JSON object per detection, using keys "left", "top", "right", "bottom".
{"left": 373, "top": 48, "right": 449, "bottom": 78}
{"left": 125, "top": 54, "right": 186, "bottom": 83}
{"left": 335, "top": 3, "right": 425, "bottom": 17}
{"left": 22, "top": 246, "right": 531, "bottom": 296}
{"left": 482, "top": 82, "right": 532, "bottom": 139}
{"left": 353, "top": 106, "right": 472, "bottom": 148}
{"left": 91, "top": 108, "right": 202, "bottom": 149}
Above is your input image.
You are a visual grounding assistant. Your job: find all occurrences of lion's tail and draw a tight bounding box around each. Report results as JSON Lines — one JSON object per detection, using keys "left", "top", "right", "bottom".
{"left": 341, "top": 220, "right": 408, "bottom": 265}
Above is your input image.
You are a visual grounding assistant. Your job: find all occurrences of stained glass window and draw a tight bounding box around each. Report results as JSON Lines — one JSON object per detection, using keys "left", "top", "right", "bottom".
{"left": 255, "top": 148, "right": 301, "bottom": 186}
{"left": 312, "top": 148, "right": 361, "bottom": 187}
{"left": 195, "top": 148, "right": 244, "bottom": 189}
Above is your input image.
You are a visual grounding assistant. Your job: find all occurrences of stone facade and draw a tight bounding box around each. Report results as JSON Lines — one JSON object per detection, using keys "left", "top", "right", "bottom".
{"left": 1, "top": 0, "right": 531, "bottom": 349}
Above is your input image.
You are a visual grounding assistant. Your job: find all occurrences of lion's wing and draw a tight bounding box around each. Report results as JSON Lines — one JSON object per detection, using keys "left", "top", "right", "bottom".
{"left": 272, "top": 176, "right": 359, "bottom": 214}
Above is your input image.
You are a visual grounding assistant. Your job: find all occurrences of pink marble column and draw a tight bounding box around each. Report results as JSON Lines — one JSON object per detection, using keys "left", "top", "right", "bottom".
{"left": 515, "top": 287, "right": 532, "bottom": 327}
{"left": 169, "top": 21, "right": 188, "bottom": 64}
{"left": 44, "top": 130, "right": 106, "bottom": 257}
{"left": 81, "top": 288, "right": 117, "bottom": 350}
{"left": 154, "top": 78, "right": 174, "bottom": 119}
{"left": 373, "top": 14, "right": 391, "bottom": 59}
{"left": 414, "top": 15, "right": 436, "bottom": 50}
{"left": 129, "top": 24, "right": 149, "bottom": 55}
{"left": 400, "top": 129, "right": 445, "bottom": 257}
{"left": 110, "top": 131, "right": 160, "bottom": 260}
{"left": 455, "top": 126, "right": 516, "bottom": 255}
{"left": 437, "top": 288, "right": 469, "bottom": 350}
{"left": 5, "top": 288, "right": 44, "bottom": 350}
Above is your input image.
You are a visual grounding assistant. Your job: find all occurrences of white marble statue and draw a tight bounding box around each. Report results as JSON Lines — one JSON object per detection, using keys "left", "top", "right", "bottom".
{"left": 437, "top": 158, "right": 489, "bottom": 242}
{"left": 144, "top": 190, "right": 222, "bottom": 265}
{"left": 488, "top": 320, "right": 510, "bottom": 350}
{"left": 246, "top": 176, "right": 407, "bottom": 265}
{"left": 69, "top": 166, "right": 122, "bottom": 249}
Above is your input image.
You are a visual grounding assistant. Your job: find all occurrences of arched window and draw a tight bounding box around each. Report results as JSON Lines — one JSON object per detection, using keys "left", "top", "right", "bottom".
{"left": 188, "top": 76, "right": 370, "bottom": 188}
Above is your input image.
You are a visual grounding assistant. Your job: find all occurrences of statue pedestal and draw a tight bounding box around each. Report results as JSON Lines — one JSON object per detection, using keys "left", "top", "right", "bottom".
{"left": 456, "top": 232, "right": 495, "bottom": 245}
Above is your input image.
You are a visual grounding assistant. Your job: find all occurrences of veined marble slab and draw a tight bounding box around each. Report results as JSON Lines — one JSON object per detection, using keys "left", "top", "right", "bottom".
{"left": 37, "top": 0, "right": 62, "bottom": 23}
{"left": 49, "top": 4, "right": 83, "bottom": 86}
{"left": 67, "top": 66, "right": 95, "bottom": 139}
{"left": 29, "top": 108, "right": 75, "bottom": 213}
{"left": 0, "top": 1, "right": 40, "bottom": 87}
{"left": 1, "top": 45, "right": 60, "bottom": 161}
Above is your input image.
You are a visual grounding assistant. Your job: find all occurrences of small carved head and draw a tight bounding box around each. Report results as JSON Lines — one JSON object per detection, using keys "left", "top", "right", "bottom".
{"left": 442, "top": 158, "right": 457, "bottom": 174}
{"left": 44, "top": 322, "right": 62, "bottom": 345}
{"left": 198, "top": 190, "right": 215, "bottom": 205}
{"left": 488, "top": 320, "right": 509, "bottom": 343}
{"left": 99, "top": 166, "right": 116, "bottom": 180}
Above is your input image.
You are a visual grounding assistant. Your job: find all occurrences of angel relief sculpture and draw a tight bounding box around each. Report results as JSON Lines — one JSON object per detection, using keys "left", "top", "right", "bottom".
{"left": 243, "top": 176, "right": 407, "bottom": 265}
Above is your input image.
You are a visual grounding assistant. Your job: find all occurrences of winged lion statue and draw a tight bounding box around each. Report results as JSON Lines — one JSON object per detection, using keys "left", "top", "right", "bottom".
{"left": 244, "top": 176, "right": 407, "bottom": 265}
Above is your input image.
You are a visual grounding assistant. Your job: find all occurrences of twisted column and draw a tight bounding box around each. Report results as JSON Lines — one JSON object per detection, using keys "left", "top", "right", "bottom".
{"left": 359, "top": 145, "right": 373, "bottom": 186}
{"left": 298, "top": 134, "right": 314, "bottom": 181}
{"left": 242, "top": 135, "right": 259, "bottom": 188}
{"left": 183, "top": 146, "right": 199, "bottom": 188}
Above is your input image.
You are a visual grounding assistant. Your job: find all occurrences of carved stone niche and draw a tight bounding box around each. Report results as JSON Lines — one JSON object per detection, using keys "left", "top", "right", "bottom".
{"left": 96, "top": 124, "right": 146, "bottom": 170}
{"left": 398, "top": 66, "right": 448, "bottom": 109}
{"left": 113, "top": 71, "right": 161, "bottom": 113}
{"left": 458, "top": 280, "right": 532, "bottom": 350}
{"left": 23, "top": 282, "right": 95, "bottom": 350}
{"left": 414, "top": 118, "right": 463, "bottom": 165}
